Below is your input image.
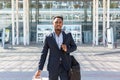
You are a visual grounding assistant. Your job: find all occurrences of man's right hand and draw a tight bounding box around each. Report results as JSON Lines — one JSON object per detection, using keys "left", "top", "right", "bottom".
{"left": 34, "top": 70, "right": 41, "bottom": 79}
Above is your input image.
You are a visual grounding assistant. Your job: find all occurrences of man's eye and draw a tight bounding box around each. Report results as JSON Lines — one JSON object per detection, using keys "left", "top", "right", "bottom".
{"left": 55, "top": 22, "right": 58, "bottom": 23}
{"left": 59, "top": 22, "right": 62, "bottom": 24}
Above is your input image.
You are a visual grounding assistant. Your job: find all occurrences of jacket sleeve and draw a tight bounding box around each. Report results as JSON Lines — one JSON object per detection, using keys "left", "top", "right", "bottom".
{"left": 66, "top": 33, "right": 77, "bottom": 54}
{"left": 38, "top": 37, "right": 49, "bottom": 70}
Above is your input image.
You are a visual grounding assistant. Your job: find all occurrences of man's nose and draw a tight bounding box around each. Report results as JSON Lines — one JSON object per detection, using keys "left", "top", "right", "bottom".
{"left": 57, "top": 23, "right": 60, "bottom": 25}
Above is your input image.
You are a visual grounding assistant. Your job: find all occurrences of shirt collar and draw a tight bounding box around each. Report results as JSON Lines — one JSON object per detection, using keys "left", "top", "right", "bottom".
{"left": 53, "top": 31, "right": 63, "bottom": 37}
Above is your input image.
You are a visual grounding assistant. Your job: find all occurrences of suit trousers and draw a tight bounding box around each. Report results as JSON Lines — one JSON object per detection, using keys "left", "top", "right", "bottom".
{"left": 49, "top": 64, "right": 69, "bottom": 80}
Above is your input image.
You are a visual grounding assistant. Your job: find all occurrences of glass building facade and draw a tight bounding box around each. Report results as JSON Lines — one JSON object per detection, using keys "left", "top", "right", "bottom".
{"left": 0, "top": 0, "right": 120, "bottom": 46}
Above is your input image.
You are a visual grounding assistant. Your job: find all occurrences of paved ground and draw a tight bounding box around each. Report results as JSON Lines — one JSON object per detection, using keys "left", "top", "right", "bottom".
{"left": 0, "top": 44, "right": 120, "bottom": 80}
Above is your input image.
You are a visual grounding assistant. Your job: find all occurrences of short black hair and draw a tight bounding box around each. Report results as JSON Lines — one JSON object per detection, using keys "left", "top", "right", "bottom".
{"left": 52, "top": 16, "right": 63, "bottom": 21}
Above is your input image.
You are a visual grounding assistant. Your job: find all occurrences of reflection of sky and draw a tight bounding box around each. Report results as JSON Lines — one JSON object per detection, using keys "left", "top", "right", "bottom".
{"left": 63, "top": 25, "right": 80, "bottom": 31}
{"left": 37, "top": 25, "right": 53, "bottom": 31}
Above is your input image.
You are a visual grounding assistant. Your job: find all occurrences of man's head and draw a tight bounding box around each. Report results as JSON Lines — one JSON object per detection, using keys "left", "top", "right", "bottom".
{"left": 52, "top": 16, "right": 63, "bottom": 34}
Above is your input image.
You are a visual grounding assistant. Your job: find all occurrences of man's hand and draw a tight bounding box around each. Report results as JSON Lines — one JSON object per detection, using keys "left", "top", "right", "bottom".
{"left": 61, "top": 44, "right": 67, "bottom": 52}
{"left": 34, "top": 70, "right": 41, "bottom": 79}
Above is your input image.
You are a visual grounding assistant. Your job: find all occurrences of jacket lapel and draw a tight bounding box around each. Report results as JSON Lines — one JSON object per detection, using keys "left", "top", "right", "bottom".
{"left": 62, "top": 31, "right": 66, "bottom": 44}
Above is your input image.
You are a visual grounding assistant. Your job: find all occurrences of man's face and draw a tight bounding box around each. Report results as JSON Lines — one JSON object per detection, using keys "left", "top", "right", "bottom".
{"left": 53, "top": 18, "right": 63, "bottom": 32}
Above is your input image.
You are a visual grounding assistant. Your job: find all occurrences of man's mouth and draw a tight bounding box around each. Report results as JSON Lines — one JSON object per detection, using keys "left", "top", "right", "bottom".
{"left": 55, "top": 29, "right": 61, "bottom": 31}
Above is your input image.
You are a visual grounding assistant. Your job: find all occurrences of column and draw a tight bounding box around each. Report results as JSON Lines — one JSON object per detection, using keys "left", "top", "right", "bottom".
{"left": 95, "top": 0, "right": 99, "bottom": 45}
{"left": 23, "top": 0, "right": 29, "bottom": 45}
{"left": 103, "top": 0, "right": 107, "bottom": 46}
{"left": 11, "top": 0, "right": 15, "bottom": 45}
{"left": 93, "top": 0, "right": 96, "bottom": 46}
{"left": 23, "top": 0, "right": 27, "bottom": 45}
{"left": 26, "top": 0, "right": 29, "bottom": 45}
{"left": 2, "top": 28, "right": 5, "bottom": 48}
{"left": 16, "top": 0, "right": 19, "bottom": 45}
{"left": 93, "top": 0, "right": 99, "bottom": 46}
{"left": 107, "top": 0, "right": 114, "bottom": 48}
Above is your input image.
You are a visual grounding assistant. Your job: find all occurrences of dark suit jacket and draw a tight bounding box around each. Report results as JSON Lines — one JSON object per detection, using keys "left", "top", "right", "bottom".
{"left": 38, "top": 31, "right": 77, "bottom": 73}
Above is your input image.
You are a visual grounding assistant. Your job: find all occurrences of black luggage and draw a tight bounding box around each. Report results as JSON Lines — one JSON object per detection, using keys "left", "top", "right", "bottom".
{"left": 69, "top": 56, "right": 81, "bottom": 80}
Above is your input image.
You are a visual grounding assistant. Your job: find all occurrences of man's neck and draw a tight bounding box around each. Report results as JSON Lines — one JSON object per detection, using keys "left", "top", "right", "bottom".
{"left": 55, "top": 30, "right": 62, "bottom": 36}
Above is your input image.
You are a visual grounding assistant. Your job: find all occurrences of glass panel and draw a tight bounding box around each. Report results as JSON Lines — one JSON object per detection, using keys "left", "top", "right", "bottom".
{"left": 0, "top": 0, "right": 120, "bottom": 44}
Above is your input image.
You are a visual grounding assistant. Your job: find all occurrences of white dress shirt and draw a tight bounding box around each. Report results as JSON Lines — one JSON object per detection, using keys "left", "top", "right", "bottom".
{"left": 54, "top": 32, "right": 63, "bottom": 49}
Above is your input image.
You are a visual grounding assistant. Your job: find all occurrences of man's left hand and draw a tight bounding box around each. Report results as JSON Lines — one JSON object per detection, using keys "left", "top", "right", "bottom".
{"left": 61, "top": 44, "right": 67, "bottom": 52}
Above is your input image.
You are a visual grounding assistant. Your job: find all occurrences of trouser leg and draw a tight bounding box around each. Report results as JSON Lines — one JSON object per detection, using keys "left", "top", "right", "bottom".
{"left": 48, "top": 64, "right": 69, "bottom": 80}
{"left": 49, "top": 72, "right": 59, "bottom": 80}
{"left": 59, "top": 64, "right": 69, "bottom": 80}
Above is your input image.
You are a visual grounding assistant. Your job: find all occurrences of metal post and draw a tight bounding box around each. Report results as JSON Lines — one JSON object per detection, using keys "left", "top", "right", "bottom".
{"left": 16, "top": 0, "right": 19, "bottom": 45}
{"left": 95, "top": 0, "right": 99, "bottom": 45}
{"left": 103, "top": 0, "right": 107, "bottom": 46}
{"left": 93, "top": 0, "right": 96, "bottom": 46}
{"left": 11, "top": 0, "right": 15, "bottom": 45}
{"left": 2, "top": 28, "right": 5, "bottom": 48}
{"left": 23, "top": 0, "right": 30, "bottom": 45}
{"left": 26, "top": 0, "right": 30, "bottom": 45}
{"left": 107, "top": 0, "right": 114, "bottom": 48}
{"left": 23, "top": 0, "right": 27, "bottom": 45}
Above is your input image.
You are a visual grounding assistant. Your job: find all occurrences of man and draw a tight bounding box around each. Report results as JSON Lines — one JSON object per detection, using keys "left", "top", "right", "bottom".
{"left": 34, "top": 16, "right": 77, "bottom": 80}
